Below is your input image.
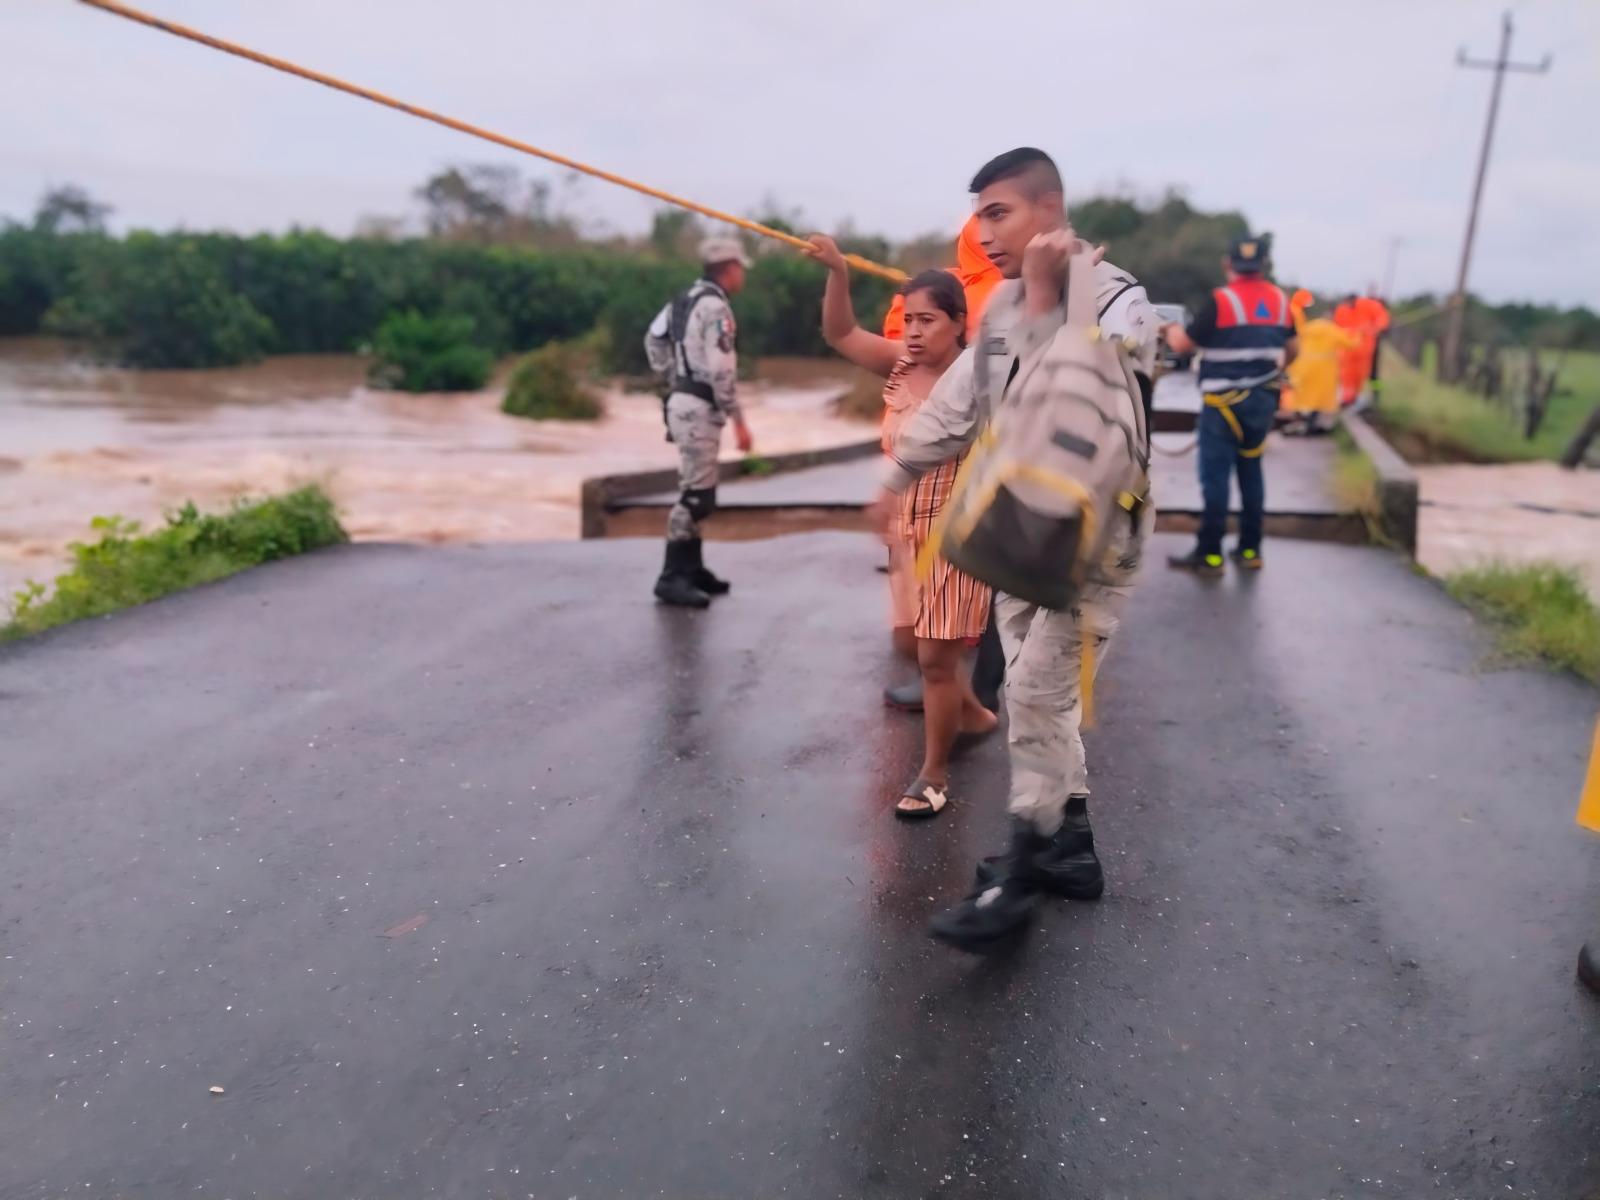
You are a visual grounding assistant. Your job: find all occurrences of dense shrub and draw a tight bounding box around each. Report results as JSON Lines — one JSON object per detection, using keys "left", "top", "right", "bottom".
{"left": 44, "top": 233, "right": 275, "bottom": 367}
{"left": 593, "top": 261, "right": 694, "bottom": 376}
{"left": 3, "top": 486, "right": 348, "bottom": 641}
{"left": 501, "top": 341, "right": 604, "bottom": 421}
{"left": 0, "top": 225, "right": 81, "bottom": 335}
{"left": 738, "top": 253, "right": 895, "bottom": 360}
{"left": 367, "top": 310, "right": 494, "bottom": 392}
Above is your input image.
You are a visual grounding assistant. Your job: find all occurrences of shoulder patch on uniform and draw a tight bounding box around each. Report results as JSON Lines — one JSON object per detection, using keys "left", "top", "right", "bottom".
{"left": 716, "top": 316, "right": 735, "bottom": 353}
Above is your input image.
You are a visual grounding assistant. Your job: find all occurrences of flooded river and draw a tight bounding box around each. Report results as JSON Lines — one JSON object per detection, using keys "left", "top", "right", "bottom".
{"left": 1416, "top": 461, "right": 1600, "bottom": 595}
{"left": 4, "top": 338, "right": 1597, "bottom": 606}
{"left": 0, "top": 339, "right": 871, "bottom": 601}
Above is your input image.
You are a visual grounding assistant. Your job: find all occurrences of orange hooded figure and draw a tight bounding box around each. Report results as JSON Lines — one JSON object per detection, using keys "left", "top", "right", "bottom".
{"left": 881, "top": 215, "right": 1001, "bottom": 341}
{"left": 1333, "top": 295, "right": 1390, "bottom": 404}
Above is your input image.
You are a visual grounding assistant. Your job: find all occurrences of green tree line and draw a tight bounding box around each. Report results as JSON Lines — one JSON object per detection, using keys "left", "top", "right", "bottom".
{"left": 0, "top": 222, "right": 905, "bottom": 373}
{"left": 4, "top": 178, "right": 1593, "bottom": 372}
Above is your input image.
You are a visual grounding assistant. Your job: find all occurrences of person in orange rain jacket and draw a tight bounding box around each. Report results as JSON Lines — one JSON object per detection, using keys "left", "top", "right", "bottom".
{"left": 1334, "top": 294, "right": 1391, "bottom": 406}
{"left": 881, "top": 215, "right": 1001, "bottom": 341}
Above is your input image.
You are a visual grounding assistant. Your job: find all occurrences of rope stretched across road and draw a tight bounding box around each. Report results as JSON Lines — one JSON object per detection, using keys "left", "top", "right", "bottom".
{"left": 77, "top": 0, "right": 909, "bottom": 284}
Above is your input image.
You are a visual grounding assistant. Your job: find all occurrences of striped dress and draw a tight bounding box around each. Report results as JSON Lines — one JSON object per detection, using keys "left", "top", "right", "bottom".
{"left": 881, "top": 359, "right": 992, "bottom": 643}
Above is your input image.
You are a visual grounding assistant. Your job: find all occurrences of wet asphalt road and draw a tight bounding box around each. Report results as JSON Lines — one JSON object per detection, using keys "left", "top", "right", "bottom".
{"left": 2, "top": 532, "right": 1598, "bottom": 1199}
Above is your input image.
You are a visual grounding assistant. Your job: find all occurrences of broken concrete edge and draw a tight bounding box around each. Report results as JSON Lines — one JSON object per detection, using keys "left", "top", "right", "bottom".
{"left": 580, "top": 438, "right": 881, "bottom": 538}
{"left": 1344, "top": 413, "right": 1419, "bottom": 556}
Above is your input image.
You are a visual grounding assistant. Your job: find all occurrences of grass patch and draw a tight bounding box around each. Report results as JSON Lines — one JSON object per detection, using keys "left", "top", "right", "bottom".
{"left": 3, "top": 486, "right": 348, "bottom": 642}
{"left": 502, "top": 341, "right": 604, "bottom": 421}
{"left": 1445, "top": 561, "right": 1600, "bottom": 684}
{"left": 1330, "top": 425, "right": 1379, "bottom": 514}
{"left": 1329, "top": 426, "right": 1391, "bottom": 545}
{"left": 1377, "top": 348, "right": 1599, "bottom": 463}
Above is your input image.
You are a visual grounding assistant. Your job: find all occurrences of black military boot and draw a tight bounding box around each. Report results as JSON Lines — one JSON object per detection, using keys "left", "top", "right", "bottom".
{"left": 928, "top": 818, "right": 1047, "bottom": 951}
{"left": 973, "top": 796, "right": 1103, "bottom": 900}
{"left": 654, "top": 541, "right": 711, "bottom": 609}
{"left": 685, "top": 538, "right": 730, "bottom": 596}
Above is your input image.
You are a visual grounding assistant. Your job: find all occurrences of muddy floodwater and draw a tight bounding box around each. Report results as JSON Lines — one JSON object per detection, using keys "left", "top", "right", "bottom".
{"left": 0, "top": 339, "right": 872, "bottom": 600}
{"left": 1416, "top": 462, "right": 1600, "bottom": 595}
{"left": 4, "top": 338, "right": 1597, "bottom": 605}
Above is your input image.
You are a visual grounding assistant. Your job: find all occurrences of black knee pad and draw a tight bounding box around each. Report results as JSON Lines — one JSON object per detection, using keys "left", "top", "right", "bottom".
{"left": 681, "top": 487, "right": 718, "bottom": 522}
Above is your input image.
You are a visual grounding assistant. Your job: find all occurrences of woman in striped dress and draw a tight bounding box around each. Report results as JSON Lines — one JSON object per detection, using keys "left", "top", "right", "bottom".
{"left": 805, "top": 235, "right": 997, "bottom": 819}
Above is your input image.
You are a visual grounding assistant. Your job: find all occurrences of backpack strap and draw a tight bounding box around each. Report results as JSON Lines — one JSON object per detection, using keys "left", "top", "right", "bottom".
{"left": 1097, "top": 276, "right": 1139, "bottom": 319}
{"left": 666, "top": 282, "right": 717, "bottom": 403}
{"left": 1063, "top": 249, "right": 1099, "bottom": 332}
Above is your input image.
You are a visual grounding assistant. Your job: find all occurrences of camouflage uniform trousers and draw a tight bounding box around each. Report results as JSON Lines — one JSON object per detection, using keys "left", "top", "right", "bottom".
{"left": 995, "top": 511, "right": 1149, "bottom": 835}
{"left": 665, "top": 394, "right": 725, "bottom": 543}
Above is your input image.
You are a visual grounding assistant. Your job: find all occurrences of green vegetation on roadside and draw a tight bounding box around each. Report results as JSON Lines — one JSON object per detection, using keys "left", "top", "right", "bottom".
{"left": 368, "top": 310, "right": 495, "bottom": 392}
{"left": 502, "top": 341, "right": 604, "bottom": 420}
{"left": 1376, "top": 350, "right": 1599, "bottom": 463}
{"left": 1330, "top": 425, "right": 1381, "bottom": 531}
{"left": 2, "top": 487, "right": 347, "bottom": 642}
{"left": 1446, "top": 561, "right": 1600, "bottom": 684}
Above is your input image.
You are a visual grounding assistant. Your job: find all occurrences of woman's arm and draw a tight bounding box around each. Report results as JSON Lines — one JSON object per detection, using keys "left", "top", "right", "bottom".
{"left": 804, "top": 234, "right": 903, "bottom": 378}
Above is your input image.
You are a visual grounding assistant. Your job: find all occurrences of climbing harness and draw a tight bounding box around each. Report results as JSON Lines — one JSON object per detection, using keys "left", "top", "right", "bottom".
{"left": 1204, "top": 388, "right": 1269, "bottom": 457}
{"left": 77, "top": 0, "right": 908, "bottom": 284}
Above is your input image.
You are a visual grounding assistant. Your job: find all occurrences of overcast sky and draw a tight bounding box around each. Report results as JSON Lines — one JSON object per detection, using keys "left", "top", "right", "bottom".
{"left": 4, "top": 0, "right": 1596, "bottom": 306}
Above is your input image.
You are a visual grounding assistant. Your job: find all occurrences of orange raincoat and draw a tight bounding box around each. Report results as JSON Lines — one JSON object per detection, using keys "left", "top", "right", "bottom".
{"left": 881, "top": 215, "right": 1001, "bottom": 340}
{"left": 1333, "top": 296, "right": 1390, "bottom": 404}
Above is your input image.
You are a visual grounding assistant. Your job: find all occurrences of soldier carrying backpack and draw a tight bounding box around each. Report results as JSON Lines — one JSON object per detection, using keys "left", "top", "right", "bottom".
{"left": 870, "top": 147, "right": 1157, "bottom": 951}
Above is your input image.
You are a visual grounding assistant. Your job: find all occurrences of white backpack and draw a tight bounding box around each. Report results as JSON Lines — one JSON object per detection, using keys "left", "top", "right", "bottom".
{"left": 930, "top": 251, "right": 1149, "bottom": 611}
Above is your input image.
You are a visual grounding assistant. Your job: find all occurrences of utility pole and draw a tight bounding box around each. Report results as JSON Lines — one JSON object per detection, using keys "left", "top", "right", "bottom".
{"left": 1440, "top": 11, "right": 1550, "bottom": 383}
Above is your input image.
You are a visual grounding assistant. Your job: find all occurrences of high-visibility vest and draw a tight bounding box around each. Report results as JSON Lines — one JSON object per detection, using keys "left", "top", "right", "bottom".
{"left": 1198, "top": 278, "right": 1292, "bottom": 393}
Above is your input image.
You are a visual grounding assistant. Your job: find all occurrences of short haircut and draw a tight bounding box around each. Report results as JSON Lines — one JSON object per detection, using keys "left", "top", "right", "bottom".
{"left": 969, "top": 147, "right": 1063, "bottom": 198}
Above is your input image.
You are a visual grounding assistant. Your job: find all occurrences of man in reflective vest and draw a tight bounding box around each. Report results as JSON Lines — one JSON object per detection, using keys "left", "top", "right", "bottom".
{"left": 643, "top": 238, "right": 755, "bottom": 607}
{"left": 1160, "top": 236, "right": 1297, "bottom": 576}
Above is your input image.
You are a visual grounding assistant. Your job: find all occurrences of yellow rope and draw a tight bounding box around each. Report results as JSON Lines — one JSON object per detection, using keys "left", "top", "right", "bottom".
{"left": 77, "top": 0, "right": 909, "bottom": 284}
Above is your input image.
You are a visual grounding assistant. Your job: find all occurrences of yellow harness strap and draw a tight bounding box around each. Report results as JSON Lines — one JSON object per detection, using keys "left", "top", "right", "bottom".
{"left": 1079, "top": 622, "right": 1096, "bottom": 729}
{"left": 1204, "top": 389, "right": 1267, "bottom": 458}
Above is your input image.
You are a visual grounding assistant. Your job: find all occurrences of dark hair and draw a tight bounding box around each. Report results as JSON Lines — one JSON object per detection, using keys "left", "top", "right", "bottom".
{"left": 901, "top": 270, "right": 968, "bottom": 345}
{"left": 969, "top": 147, "right": 1063, "bottom": 197}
